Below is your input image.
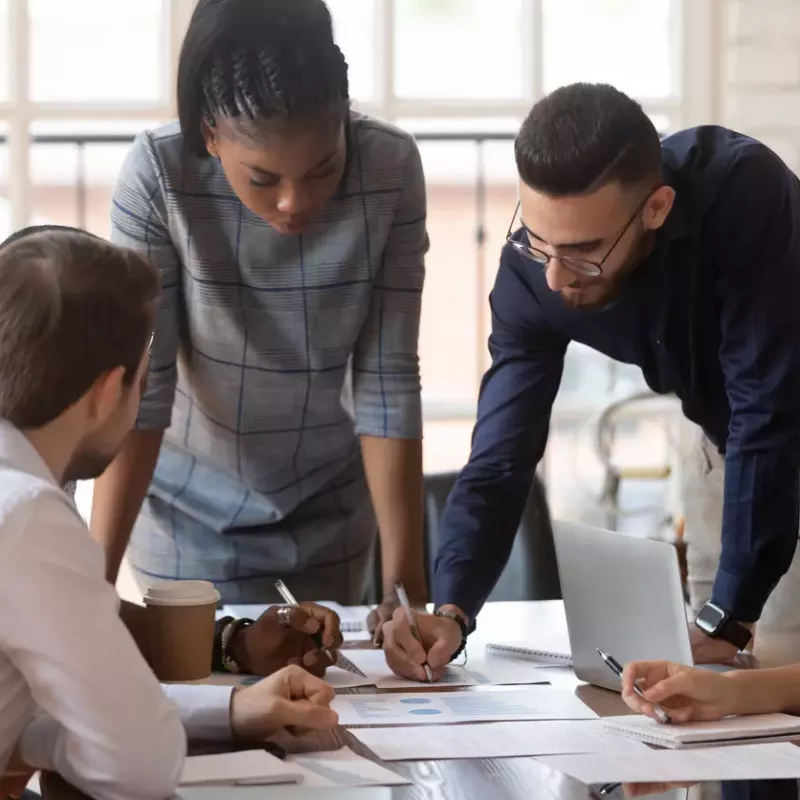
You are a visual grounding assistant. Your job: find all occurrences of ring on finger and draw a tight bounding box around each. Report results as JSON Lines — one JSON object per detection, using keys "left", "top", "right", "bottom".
{"left": 277, "top": 605, "right": 292, "bottom": 627}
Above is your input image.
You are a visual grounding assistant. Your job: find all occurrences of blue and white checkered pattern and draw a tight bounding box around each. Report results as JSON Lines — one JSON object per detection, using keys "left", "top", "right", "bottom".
{"left": 109, "top": 114, "right": 427, "bottom": 601}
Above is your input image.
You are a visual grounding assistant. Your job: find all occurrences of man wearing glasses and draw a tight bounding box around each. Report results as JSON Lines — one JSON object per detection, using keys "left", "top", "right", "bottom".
{"left": 382, "top": 82, "right": 800, "bottom": 682}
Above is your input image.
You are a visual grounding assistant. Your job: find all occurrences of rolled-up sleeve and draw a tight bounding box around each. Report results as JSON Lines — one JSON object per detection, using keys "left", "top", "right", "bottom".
{"left": 711, "top": 146, "right": 800, "bottom": 621}
{"left": 110, "top": 132, "right": 181, "bottom": 431}
{"left": 352, "top": 141, "right": 427, "bottom": 439}
{"left": 433, "top": 251, "right": 568, "bottom": 621}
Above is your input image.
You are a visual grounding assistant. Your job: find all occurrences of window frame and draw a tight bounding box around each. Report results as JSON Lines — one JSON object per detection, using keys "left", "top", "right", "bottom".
{"left": 0, "top": 0, "right": 722, "bottom": 426}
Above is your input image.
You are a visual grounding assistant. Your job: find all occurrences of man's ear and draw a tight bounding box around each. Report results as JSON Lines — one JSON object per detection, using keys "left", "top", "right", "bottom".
{"left": 644, "top": 185, "right": 675, "bottom": 231}
{"left": 84, "top": 366, "right": 126, "bottom": 426}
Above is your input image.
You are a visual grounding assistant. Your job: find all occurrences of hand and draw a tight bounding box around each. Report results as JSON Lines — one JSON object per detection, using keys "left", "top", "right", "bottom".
{"left": 230, "top": 664, "right": 338, "bottom": 739}
{"left": 689, "top": 624, "right": 748, "bottom": 665}
{"left": 230, "top": 604, "right": 344, "bottom": 677}
{"left": 382, "top": 608, "right": 462, "bottom": 682}
{"left": 621, "top": 660, "right": 739, "bottom": 723}
{"left": 367, "top": 588, "right": 427, "bottom": 646}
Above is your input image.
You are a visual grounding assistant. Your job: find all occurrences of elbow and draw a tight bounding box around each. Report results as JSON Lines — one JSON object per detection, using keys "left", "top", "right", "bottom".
{"left": 80, "top": 712, "right": 186, "bottom": 800}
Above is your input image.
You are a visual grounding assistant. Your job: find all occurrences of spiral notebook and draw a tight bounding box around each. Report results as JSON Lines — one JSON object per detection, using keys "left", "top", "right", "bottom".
{"left": 602, "top": 713, "right": 800, "bottom": 749}
{"left": 485, "top": 640, "right": 573, "bottom": 667}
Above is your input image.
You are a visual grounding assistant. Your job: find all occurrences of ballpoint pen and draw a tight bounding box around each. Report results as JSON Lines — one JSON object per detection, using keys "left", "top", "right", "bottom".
{"left": 395, "top": 583, "right": 433, "bottom": 684}
{"left": 274, "top": 580, "right": 367, "bottom": 678}
{"left": 597, "top": 648, "right": 672, "bottom": 724}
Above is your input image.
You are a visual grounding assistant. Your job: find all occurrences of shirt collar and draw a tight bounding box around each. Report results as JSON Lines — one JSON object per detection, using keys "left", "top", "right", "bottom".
{"left": 0, "top": 419, "right": 61, "bottom": 487}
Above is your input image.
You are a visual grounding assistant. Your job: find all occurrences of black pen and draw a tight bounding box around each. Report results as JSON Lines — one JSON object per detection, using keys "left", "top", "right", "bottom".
{"left": 597, "top": 648, "right": 671, "bottom": 724}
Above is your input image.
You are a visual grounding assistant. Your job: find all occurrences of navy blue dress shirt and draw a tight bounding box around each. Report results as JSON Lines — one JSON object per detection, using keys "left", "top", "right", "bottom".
{"left": 434, "top": 126, "right": 800, "bottom": 624}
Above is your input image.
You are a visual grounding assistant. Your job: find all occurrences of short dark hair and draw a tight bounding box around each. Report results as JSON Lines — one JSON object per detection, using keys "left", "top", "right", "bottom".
{"left": 0, "top": 226, "right": 159, "bottom": 428}
{"left": 178, "top": 0, "right": 350, "bottom": 158}
{"left": 515, "top": 83, "right": 662, "bottom": 196}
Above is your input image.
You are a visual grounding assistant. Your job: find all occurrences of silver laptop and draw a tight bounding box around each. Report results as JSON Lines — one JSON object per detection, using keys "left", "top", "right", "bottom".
{"left": 553, "top": 520, "right": 695, "bottom": 692}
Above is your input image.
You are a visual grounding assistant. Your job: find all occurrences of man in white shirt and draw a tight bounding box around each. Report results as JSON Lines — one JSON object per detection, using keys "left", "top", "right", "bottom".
{"left": 0, "top": 226, "right": 339, "bottom": 800}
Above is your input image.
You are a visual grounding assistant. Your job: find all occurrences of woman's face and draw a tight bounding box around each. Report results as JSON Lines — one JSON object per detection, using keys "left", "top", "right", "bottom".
{"left": 204, "top": 113, "right": 347, "bottom": 235}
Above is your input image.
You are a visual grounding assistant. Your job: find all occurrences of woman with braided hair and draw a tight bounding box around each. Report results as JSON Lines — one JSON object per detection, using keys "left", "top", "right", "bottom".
{"left": 94, "top": 0, "right": 429, "bottom": 644}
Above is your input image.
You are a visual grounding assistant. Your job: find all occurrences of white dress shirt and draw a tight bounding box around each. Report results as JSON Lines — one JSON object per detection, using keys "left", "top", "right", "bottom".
{"left": 0, "top": 421, "right": 233, "bottom": 800}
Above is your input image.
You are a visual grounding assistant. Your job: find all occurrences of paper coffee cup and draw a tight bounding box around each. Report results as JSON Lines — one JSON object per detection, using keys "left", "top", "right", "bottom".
{"left": 143, "top": 580, "right": 221, "bottom": 682}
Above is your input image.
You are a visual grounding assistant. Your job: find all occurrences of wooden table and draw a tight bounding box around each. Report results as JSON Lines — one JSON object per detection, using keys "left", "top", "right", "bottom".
{"left": 38, "top": 602, "right": 653, "bottom": 800}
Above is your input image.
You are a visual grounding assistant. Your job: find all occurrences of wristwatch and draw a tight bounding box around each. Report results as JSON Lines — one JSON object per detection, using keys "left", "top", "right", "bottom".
{"left": 695, "top": 601, "right": 752, "bottom": 650}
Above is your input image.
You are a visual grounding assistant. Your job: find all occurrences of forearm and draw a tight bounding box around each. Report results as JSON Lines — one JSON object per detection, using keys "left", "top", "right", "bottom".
{"left": 713, "top": 451, "right": 800, "bottom": 622}
{"left": 727, "top": 665, "right": 800, "bottom": 716}
{"left": 433, "top": 466, "right": 532, "bottom": 622}
{"left": 90, "top": 428, "right": 164, "bottom": 583}
{"left": 360, "top": 436, "right": 427, "bottom": 601}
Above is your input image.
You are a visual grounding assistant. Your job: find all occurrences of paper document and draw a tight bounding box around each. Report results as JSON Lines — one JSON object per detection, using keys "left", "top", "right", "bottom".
{"left": 465, "top": 655, "right": 557, "bottom": 686}
{"left": 287, "top": 748, "right": 410, "bottom": 788}
{"left": 223, "top": 602, "right": 370, "bottom": 634}
{"left": 602, "top": 712, "right": 800, "bottom": 748}
{"left": 341, "top": 647, "right": 476, "bottom": 689}
{"left": 537, "top": 742, "right": 800, "bottom": 783}
{"left": 332, "top": 686, "right": 597, "bottom": 727}
{"left": 324, "top": 666, "right": 376, "bottom": 690}
{"left": 353, "top": 719, "right": 648, "bottom": 761}
{"left": 180, "top": 750, "right": 301, "bottom": 786}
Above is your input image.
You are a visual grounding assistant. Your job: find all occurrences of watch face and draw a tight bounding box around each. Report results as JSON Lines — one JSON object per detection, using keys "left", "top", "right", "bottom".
{"left": 696, "top": 602, "right": 727, "bottom": 634}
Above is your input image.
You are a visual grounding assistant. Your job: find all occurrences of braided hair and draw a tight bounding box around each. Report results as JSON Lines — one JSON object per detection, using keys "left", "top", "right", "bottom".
{"left": 178, "top": 0, "right": 350, "bottom": 158}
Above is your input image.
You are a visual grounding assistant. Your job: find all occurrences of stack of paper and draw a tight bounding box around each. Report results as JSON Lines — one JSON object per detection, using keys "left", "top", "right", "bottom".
{"left": 180, "top": 748, "right": 407, "bottom": 789}
{"left": 536, "top": 742, "right": 800, "bottom": 782}
{"left": 331, "top": 686, "right": 597, "bottom": 727}
{"left": 352, "top": 719, "right": 647, "bottom": 761}
{"left": 601, "top": 712, "right": 800, "bottom": 748}
{"left": 180, "top": 751, "right": 301, "bottom": 787}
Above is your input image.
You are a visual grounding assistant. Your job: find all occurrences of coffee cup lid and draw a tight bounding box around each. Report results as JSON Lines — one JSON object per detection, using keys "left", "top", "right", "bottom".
{"left": 143, "top": 580, "right": 221, "bottom": 607}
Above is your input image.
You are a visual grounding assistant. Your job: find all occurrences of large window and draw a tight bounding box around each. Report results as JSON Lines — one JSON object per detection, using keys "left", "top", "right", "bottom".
{"left": 0, "top": 0, "right": 718, "bottom": 522}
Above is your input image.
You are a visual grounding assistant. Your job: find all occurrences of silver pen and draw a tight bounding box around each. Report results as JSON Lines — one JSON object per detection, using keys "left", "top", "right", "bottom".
{"left": 395, "top": 583, "right": 433, "bottom": 683}
{"left": 274, "top": 580, "right": 367, "bottom": 678}
{"left": 597, "top": 648, "right": 672, "bottom": 724}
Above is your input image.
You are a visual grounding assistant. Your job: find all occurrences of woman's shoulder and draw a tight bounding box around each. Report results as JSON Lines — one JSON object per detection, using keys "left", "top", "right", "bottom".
{"left": 349, "top": 112, "right": 419, "bottom": 167}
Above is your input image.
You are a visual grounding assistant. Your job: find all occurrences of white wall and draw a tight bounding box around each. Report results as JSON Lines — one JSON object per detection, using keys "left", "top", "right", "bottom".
{"left": 723, "top": 0, "right": 800, "bottom": 172}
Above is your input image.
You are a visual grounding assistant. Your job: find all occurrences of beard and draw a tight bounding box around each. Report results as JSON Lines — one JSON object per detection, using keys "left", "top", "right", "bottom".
{"left": 63, "top": 447, "right": 117, "bottom": 482}
{"left": 559, "top": 231, "right": 656, "bottom": 311}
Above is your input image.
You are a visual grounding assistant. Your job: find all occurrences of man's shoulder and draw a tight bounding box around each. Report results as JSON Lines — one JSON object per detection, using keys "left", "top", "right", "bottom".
{"left": 0, "top": 469, "right": 87, "bottom": 556}
{"left": 662, "top": 126, "right": 789, "bottom": 193}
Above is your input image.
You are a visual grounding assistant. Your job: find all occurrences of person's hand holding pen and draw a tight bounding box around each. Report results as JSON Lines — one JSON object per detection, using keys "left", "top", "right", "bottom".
{"left": 228, "top": 602, "right": 344, "bottom": 677}
{"left": 382, "top": 606, "right": 463, "bottom": 683}
{"left": 621, "top": 660, "right": 742, "bottom": 723}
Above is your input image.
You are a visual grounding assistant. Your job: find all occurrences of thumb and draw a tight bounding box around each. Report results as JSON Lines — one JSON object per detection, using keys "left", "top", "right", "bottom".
{"left": 285, "top": 606, "right": 320, "bottom": 635}
{"left": 273, "top": 698, "right": 339, "bottom": 731}
{"left": 427, "top": 638, "right": 455, "bottom": 670}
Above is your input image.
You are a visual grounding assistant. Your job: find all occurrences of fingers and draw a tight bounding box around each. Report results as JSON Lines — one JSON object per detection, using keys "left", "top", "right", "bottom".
{"left": 641, "top": 671, "right": 694, "bottom": 704}
{"left": 282, "top": 605, "right": 322, "bottom": 636}
{"left": 282, "top": 663, "right": 336, "bottom": 705}
{"left": 383, "top": 609, "right": 429, "bottom": 682}
{"left": 427, "top": 635, "right": 457, "bottom": 671}
{"left": 273, "top": 698, "right": 339, "bottom": 731}
{"left": 301, "top": 603, "right": 342, "bottom": 650}
{"left": 287, "top": 651, "right": 328, "bottom": 678}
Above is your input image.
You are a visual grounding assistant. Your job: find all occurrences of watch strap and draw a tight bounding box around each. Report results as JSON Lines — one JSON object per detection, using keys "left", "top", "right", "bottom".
{"left": 717, "top": 616, "right": 752, "bottom": 651}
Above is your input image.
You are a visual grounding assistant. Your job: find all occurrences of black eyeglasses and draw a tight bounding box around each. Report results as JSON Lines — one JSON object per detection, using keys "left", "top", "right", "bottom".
{"left": 505, "top": 193, "right": 654, "bottom": 278}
